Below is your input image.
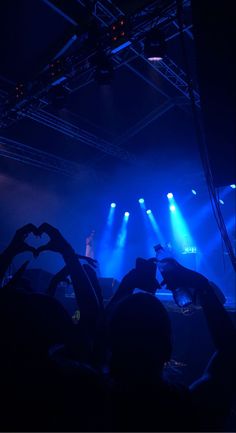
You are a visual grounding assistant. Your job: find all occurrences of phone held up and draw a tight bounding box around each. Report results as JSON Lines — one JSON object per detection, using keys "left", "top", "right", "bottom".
{"left": 135, "top": 257, "right": 159, "bottom": 293}
{"left": 154, "top": 244, "right": 193, "bottom": 309}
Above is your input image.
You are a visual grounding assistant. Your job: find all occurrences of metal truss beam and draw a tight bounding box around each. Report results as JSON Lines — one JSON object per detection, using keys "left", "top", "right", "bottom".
{"left": 115, "top": 98, "right": 178, "bottom": 146}
{"left": 20, "top": 108, "right": 136, "bottom": 163}
{"left": 0, "top": 135, "right": 89, "bottom": 178}
{"left": 42, "top": 0, "right": 79, "bottom": 25}
{"left": 0, "top": 0, "right": 200, "bottom": 149}
{"left": 130, "top": 46, "right": 200, "bottom": 107}
{"left": 91, "top": 0, "right": 200, "bottom": 107}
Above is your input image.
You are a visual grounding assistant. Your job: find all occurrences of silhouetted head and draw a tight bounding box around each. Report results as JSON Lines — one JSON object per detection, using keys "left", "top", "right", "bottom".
{"left": 109, "top": 293, "right": 172, "bottom": 384}
{"left": 0, "top": 289, "right": 73, "bottom": 369}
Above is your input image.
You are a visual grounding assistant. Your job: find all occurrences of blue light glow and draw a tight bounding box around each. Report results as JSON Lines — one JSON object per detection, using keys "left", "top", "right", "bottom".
{"left": 146, "top": 209, "right": 152, "bottom": 214}
{"left": 111, "top": 40, "right": 132, "bottom": 54}
{"left": 219, "top": 199, "right": 224, "bottom": 205}
{"left": 139, "top": 198, "right": 145, "bottom": 204}
{"left": 51, "top": 76, "right": 67, "bottom": 87}
{"left": 191, "top": 189, "right": 197, "bottom": 195}
{"left": 107, "top": 212, "right": 130, "bottom": 278}
{"left": 167, "top": 192, "right": 173, "bottom": 199}
{"left": 148, "top": 56, "right": 163, "bottom": 62}
{"left": 230, "top": 184, "right": 236, "bottom": 189}
{"left": 97, "top": 203, "right": 116, "bottom": 275}
{"left": 168, "top": 196, "right": 195, "bottom": 253}
{"left": 147, "top": 211, "right": 165, "bottom": 245}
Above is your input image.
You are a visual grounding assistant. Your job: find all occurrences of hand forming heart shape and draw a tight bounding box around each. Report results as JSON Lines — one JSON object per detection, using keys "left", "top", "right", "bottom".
{"left": 9, "top": 222, "right": 73, "bottom": 258}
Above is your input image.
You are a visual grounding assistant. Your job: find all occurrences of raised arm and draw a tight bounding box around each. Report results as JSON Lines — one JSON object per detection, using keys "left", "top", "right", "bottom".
{"left": 0, "top": 224, "right": 37, "bottom": 286}
{"left": 157, "top": 257, "right": 236, "bottom": 428}
{"left": 36, "top": 223, "right": 100, "bottom": 334}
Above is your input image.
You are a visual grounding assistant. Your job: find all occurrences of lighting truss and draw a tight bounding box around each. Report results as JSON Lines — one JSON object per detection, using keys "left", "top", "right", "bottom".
{"left": 92, "top": 0, "right": 200, "bottom": 107}
{"left": 115, "top": 98, "right": 177, "bottom": 146}
{"left": 0, "top": 135, "right": 89, "bottom": 177}
{"left": 20, "top": 107, "right": 136, "bottom": 162}
{"left": 0, "top": 0, "right": 200, "bottom": 152}
{"left": 130, "top": 46, "right": 200, "bottom": 107}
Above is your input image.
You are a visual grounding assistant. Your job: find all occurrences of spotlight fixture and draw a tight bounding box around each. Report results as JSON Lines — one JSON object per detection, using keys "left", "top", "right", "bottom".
{"left": 111, "top": 202, "right": 116, "bottom": 208}
{"left": 169, "top": 205, "right": 176, "bottom": 212}
{"left": 49, "top": 59, "right": 67, "bottom": 87}
{"left": 138, "top": 198, "right": 145, "bottom": 204}
{"left": 191, "top": 189, "right": 197, "bottom": 195}
{"left": 230, "top": 184, "right": 236, "bottom": 189}
{"left": 144, "top": 28, "right": 166, "bottom": 61}
{"left": 219, "top": 199, "right": 224, "bottom": 205}
{"left": 146, "top": 209, "right": 152, "bottom": 215}
{"left": 110, "top": 16, "right": 131, "bottom": 54}
{"left": 167, "top": 192, "right": 173, "bottom": 199}
{"left": 124, "top": 211, "right": 130, "bottom": 217}
{"left": 15, "top": 83, "right": 25, "bottom": 100}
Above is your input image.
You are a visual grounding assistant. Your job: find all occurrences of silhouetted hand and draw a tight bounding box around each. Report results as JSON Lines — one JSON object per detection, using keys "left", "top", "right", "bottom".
{"left": 35, "top": 223, "right": 74, "bottom": 256}
{"left": 158, "top": 257, "right": 209, "bottom": 293}
{"left": 119, "top": 262, "right": 160, "bottom": 294}
{"left": 3, "top": 260, "right": 30, "bottom": 290}
{"left": 7, "top": 223, "right": 38, "bottom": 256}
{"left": 77, "top": 255, "right": 98, "bottom": 268}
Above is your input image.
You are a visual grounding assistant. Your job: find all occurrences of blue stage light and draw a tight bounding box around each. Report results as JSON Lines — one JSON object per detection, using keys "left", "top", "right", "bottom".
{"left": 124, "top": 211, "right": 130, "bottom": 217}
{"left": 169, "top": 205, "right": 176, "bottom": 212}
{"left": 146, "top": 209, "right": 152, "bottom": 215}
{"left": 139, "top": 198, "right": 145, "bottom": 204}
{"left": 111, "top": 202, "right": 116, "bottom": 208}
{"left": 167, "top": 192, "right": 173, "bottom": 199}
{"left": 191, "top": 189, "right": 197, "bottom": 195}
{"left": 219, "top": 199, "right": 224, "bottom": 205}
{"left": 230, "top": 184, "right": 236, "bottom": 189}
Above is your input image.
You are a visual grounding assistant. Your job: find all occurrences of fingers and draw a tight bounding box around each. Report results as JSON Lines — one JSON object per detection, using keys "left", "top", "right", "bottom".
{"left": 38, "top": 222, "right": 55, "bottom": 236}
{"left": 23, "top": 244, "right": 38, "bottom": 256}
{"left": 148, "top": 257, "right": 157, "bottom": 263}
{"left": 34, "top": 242, "right": 52, "bottom": 256}
{"left": 86, "top": 257, "right": 98, "bottom": 267}
{"left": 17, "top": 223, "right": 38, "bottom": 237}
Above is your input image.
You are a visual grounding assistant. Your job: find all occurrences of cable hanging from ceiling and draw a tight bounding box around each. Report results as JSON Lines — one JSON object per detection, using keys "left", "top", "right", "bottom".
{"left": 175, "top": 0, "right": 236, "bottom": 272}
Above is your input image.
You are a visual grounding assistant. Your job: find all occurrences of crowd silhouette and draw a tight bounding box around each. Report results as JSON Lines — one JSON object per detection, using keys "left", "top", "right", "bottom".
{"left": 0, "top": 222, "right": 235, "bottom": 431}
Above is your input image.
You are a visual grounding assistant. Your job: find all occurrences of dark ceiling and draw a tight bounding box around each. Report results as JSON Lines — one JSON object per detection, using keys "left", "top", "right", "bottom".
{"left": 0, "top": 0, "right": 203, "bottom": 189}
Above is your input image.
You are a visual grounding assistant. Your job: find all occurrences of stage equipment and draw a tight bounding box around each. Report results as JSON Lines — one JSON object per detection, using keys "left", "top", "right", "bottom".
{"left": 144, "top": 28, "right": 166, "bottom": 61}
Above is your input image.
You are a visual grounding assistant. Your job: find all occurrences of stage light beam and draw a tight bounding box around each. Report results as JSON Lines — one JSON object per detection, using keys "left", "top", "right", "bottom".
{"left": 147, "top": 210, "right": 165, "bottom": 245}
{"left": 168, "top": 195, "right": 194, "bottom": 252}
